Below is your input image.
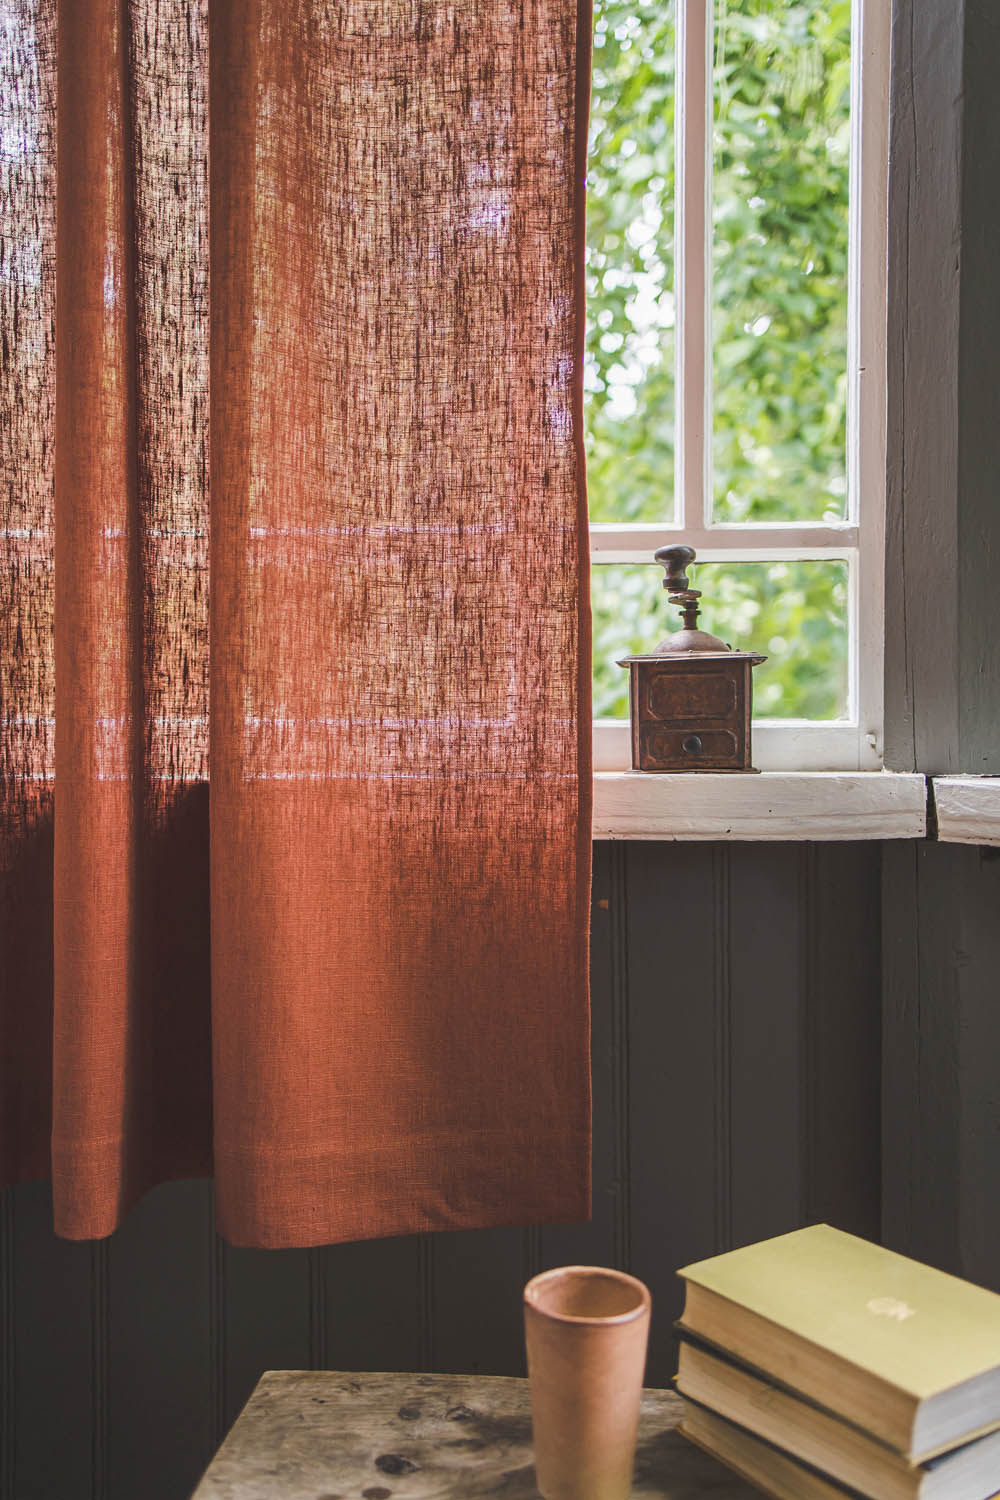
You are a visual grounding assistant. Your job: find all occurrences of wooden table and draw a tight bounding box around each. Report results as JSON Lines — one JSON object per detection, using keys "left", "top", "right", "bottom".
{"left": 191, "top": 1370, "right": 760, "bottom": 1498}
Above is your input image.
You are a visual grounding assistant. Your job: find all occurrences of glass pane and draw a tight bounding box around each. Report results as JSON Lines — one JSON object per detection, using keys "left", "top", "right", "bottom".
{"left": 592, "top": 558, "right": 848, "bottom": 719}
{"left": 712, "top": 1, "right": 851, "bottom": 523}
{"left": 586, "top": 0, "right": 676, "bottom": 524}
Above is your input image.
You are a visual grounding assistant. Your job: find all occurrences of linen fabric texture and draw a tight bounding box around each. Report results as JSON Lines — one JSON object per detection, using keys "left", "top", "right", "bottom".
{"left": 0, "top": 0, "right": 592, "bottom": 1246}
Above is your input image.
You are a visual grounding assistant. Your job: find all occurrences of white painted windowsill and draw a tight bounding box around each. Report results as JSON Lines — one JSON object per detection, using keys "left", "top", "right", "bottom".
{"left": 931, "top": 777, "right": 1000, "bottom": 847}
{"left": 593, "top": 770, "right": 927, "bottom": 841}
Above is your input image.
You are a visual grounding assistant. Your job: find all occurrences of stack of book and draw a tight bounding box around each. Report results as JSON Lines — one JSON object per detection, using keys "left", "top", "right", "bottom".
{"left": 674, "top": 1225, "right": 1000, "bottom": 1500}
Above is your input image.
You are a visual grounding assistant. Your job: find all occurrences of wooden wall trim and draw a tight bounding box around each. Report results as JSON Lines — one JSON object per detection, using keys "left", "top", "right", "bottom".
{"left": 593, "top": 771, "right": 926, "bottom": 841}
{"left": 956, "top": 1, "right": 1000, "bottom": 773}
{"left": 884, "top": 0, "right": 964, "bottom": 773}
{"left": 885, "top": 0, "right": 1000, "bottom": 774}
{"left": 932, "top": 777, "right": 1000, "bottom": 846}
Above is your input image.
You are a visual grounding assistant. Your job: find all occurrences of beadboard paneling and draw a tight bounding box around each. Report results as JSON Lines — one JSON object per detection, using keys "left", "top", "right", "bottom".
{"left": 430, "top": 1225, "right": 530, "bottom": 1377}
{"left": 106, "top": 1179, "right": 215, "bottom": 1500}
{"left": 727, "top": 844, "right": 807, "bottom": 1249}
{"left": 882, "top": 840, "right": 1000, "bottom": 1290}
{"left": 537, "top": 840, "right": 621, "bottom": 1275}
{"left": 625, "top": 840, "right": 721, "bottom": 1383}
{"left": 7, "top": 1183, "right": 96, "bottom": 1500}
{"left": 1, "top": 841, "right": 883, "bottom": 1500}
{"left": 221, "top": 1240, "right": 311, "bottom": 1434}
{"left": 316, "top": 1234, "right": 428, "bottom": 1375}
{"left": 804, "top": 843, "right": 882, "bottom": 1235}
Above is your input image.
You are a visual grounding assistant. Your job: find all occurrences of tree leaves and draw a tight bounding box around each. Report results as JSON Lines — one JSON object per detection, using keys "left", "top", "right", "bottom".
{"left": 589, "top": 0, "right": 852, "bottom": 721}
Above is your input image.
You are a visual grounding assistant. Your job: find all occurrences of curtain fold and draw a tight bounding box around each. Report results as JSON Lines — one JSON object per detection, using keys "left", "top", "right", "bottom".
{"left": 2, "top": 0, "right": 592, "bottom": 1248}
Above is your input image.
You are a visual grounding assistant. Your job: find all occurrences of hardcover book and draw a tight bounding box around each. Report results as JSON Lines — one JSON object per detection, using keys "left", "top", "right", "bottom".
{"left": 677, "top": 1225, "right": 1000, "bottom": 1461}
{"left": 680, "top": 1400, "right": 861, "bottom": 1500}
{"left": 677, "top": 1338, "right": 1000, "bottom": 1500}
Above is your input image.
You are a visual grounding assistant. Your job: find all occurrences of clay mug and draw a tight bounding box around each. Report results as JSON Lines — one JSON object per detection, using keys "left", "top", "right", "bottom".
{"left": 524, "top": 1265, "right": 651, "bottom": 1500}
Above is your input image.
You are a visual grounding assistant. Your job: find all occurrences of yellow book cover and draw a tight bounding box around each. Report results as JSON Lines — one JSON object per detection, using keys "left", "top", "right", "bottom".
{"left": 677, "top": 1225, "right": 1000, "bottom": 1460}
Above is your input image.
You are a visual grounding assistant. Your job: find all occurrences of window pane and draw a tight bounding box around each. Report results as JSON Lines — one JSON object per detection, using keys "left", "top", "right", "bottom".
{"left": 712, "top": 0, "right": 851, "bottom": 523}
{"left": 592, "top": 558, "right": 848, "bottom": 719}
{"left": 586, "top": 0, "right": 676, "bottom": 524}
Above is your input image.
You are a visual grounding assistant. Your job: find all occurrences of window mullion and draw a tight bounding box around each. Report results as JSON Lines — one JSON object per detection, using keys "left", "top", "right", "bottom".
{"left": 675, "top": 0, "right": 713, "bottom": 534}
{"left": 590, "top": 523, "right": 860, "bottom": 561}
{"left": 850, "top": 0, "right": 890, "bottom": 758}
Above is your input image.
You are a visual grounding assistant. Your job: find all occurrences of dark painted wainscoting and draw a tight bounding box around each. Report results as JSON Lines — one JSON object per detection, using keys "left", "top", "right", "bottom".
{"left": 0, "top": 841, "right": 882, "bottom": 1500}
{"left": 882, "top": 839, "right": 1000, "bottom": 1291}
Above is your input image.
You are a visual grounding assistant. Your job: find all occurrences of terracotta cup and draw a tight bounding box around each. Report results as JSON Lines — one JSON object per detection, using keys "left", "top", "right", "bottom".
{"left": 524, "top": 1265, "right": 652, "bottom": 1500}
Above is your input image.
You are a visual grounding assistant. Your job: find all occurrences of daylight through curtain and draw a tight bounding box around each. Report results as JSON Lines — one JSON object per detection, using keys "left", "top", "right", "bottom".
{"left": 0, "top": 0, "right": 592, "bottom": 1246}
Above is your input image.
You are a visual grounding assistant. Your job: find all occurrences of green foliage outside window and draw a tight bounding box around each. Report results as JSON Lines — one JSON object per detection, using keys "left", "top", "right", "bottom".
{"left": 588, "top": 0, "right": 852, "bottom": 721}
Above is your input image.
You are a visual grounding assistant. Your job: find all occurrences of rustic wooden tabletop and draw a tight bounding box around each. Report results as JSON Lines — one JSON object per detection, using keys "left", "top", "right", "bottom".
{"left": 190, "top": 1370, "right": 759, "bottom": 1498}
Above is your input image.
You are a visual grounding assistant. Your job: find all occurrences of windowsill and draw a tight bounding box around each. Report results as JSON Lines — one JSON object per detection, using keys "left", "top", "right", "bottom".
{"left": 593, "top": 721, "right": 884, "bottom": 774}
{"left": 593, "top": 770, "right": 927, "bottom": 841}
{"left": 931, "top": 777, "right": 1000, "bottom": 846}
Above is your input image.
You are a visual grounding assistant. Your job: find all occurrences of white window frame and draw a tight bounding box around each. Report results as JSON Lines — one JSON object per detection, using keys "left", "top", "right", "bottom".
{"left": 591, "top": 0, "right": 890, "bottom": 774}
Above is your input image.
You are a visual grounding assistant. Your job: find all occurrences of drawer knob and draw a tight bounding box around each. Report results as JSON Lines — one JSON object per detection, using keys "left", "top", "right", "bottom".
{"left": 682, "top": 734, "right": 703, "bottom": 756}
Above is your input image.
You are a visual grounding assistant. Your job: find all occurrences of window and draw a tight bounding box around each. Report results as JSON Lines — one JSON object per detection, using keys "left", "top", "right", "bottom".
{"left": 588, "top": 0, "right": 889, "bottom": 772}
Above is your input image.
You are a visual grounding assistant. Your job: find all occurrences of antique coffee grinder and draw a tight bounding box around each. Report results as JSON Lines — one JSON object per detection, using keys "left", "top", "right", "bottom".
{"left": 617, "top": 545, "right": 765, "bottom": 772}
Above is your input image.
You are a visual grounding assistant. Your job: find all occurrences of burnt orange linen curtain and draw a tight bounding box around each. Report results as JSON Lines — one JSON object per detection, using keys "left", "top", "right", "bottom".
{"left": 0, "top": 0, "right": 592, "bottom": 1247}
